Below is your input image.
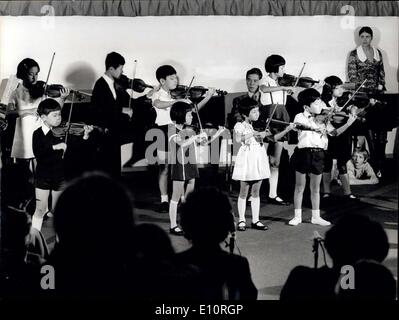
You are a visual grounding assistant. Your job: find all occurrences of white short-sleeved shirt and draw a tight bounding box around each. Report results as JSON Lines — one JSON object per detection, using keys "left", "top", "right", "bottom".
{"left": 259, "top": 75, "right": 285, "bottom": 105}
{"left": 294, "top": 110, "right": 334, "bottom": 150}
{"left": 151, "top": 87, "right": 175, "bottom": 126}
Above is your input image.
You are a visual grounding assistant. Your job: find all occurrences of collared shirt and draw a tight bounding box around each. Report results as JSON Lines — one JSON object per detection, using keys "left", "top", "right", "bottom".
{"left": 259, "top": 75, "right": 285, "bottom": 105}
{"left": 151, "top": 87, "right": 175, "bottom": 126}
{"left": 41, "top": 123, "right": 51, "bottom": 135}
{"left": 102, "top": 74, "right": 117, "bottom": 100}
{"left": 294, "top": 110, "right": 334, "bottom": 150}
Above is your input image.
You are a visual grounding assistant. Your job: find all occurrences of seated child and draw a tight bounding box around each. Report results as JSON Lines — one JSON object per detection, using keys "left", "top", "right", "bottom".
{"left": 347, "top": 148, "right": 379, "bottom": 185}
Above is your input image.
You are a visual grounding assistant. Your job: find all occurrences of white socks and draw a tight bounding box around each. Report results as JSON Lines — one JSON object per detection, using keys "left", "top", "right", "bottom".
{"left": 269, "top": 167, "right": 279, "bottom": 198}
{"left": 31, "top": 215, "right": 43, "bottom": 231}
{"left": 169, "top": 200, "right": 178, "bottom": 228}
{"left": 237, "top": 197, "right": 246, "bottom": 222}
{"left": 311, "top": 210, "right": 331, "bottom": 226}
{"left": 161, "top": 195, "right": 169, "bottom": 203}
{"left": 289, "top": 209, "right": 302, "bottom": 226}
{"left": 251, "top": 197, "right": 260, "bottom": 223}
{"left": 289, "top": 209, "right": 331, "bottom": 226}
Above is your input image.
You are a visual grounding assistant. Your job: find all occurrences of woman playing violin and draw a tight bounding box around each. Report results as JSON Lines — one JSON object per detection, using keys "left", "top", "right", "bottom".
{"left": 8, "top": 58, "right": 70, "bottom": 161}
{"left": 321, "top": 76, "right": 358, "bottom": 200}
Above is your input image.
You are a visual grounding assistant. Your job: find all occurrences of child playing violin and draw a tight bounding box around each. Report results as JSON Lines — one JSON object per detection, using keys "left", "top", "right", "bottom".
{"left": 321, "top": 76, "right": 358, "bottom": 200}
{"left": 150, "top": 65, "right": 215, "bottom": 213}
{"left": 288, "top": 89, "right": 356, "bottom": 227}
{"left": 167, "top": 101, "right": 224, "bottom": 236}
{"left": 31, "top": 99, "right": 93, "bottom": 231}
{"left": 258, "top": 55, "right": 294, "bottom": 206}
{"left": 233, "top": 97, "right": 295, "bottom": 232}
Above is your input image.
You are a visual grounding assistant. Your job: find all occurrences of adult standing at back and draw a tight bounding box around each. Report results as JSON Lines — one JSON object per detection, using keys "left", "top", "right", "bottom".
{"left": 347, "top": 26, "right": 387, "bottom": 178}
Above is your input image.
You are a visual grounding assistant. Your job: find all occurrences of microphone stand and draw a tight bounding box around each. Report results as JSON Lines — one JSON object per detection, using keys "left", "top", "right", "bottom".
{"left": 313, "top": 237, "right": 320, "bottom": 269}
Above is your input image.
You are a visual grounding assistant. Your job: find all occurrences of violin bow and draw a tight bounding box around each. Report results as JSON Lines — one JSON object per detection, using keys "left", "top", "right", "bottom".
{"left": 293, "top": 62, "right": 306, "bottom": 88}
{"left": 184, "top": 76, "right": 195, "bottom": 100}
{"left": 62, "top": 91, "right": 75, "bottom": 159}
{"left": 265, "top": 83, "right": 277, "bottom": 131}
{"left": 42, "top": 52, "right": 56, "bottom": 100}
{"left": 128, "top": 59, "right": 137, "bottom": 111}
{"left": 340, "top": 79, "right": 368, "bottom": 110}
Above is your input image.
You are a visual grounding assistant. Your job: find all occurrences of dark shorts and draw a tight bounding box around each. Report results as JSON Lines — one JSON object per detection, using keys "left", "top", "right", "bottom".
{"left": 292, "top": 148, "right": 325, "bottom": 175}
{"left": 35, "top": 176, "right": 65, "bottom": 191}
{"left": 323, "top": 134, "right": 352, "bottom": 174}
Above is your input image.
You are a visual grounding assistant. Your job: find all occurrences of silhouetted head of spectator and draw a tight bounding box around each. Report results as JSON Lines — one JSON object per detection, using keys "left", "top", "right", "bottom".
{"left": 324, "top": 214, "right": 389, "bottom": 268}
{"left": 53, "top": 171, "right": 135, "bottom": 260}
{"left": 3, "top": 208, "right": 31, "bottom": 262}
{"left": 338, "top": 259, "right": 396, "bottom": 300}
{"left": 181, "top": 187, "right": 235, "bottom": 248}
{"left": 134, "top": 223, "right": 175, "bottom": 262}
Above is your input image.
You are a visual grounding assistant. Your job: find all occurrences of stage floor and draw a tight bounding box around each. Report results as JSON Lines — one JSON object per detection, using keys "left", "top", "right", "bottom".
{"left": 41, "top": 166, "right": 398, "bottom": 300}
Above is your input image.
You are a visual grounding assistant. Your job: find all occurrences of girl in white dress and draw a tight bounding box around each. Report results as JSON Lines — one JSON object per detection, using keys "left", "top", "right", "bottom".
{"left": 233, "top": 97, "right": 295, "bottom": 231}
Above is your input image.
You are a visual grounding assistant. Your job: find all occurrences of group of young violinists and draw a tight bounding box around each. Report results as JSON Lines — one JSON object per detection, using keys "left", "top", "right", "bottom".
{"left": 3, "top": 50, "right": 369, "bottom": 236}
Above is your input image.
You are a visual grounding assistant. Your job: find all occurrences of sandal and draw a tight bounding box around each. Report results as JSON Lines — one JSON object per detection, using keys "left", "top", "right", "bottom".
{"left": 251, "top": 221, "right": 268, "bottom": 231}
{"left": 237, "top": 221, "right": 246, "bottom": 231}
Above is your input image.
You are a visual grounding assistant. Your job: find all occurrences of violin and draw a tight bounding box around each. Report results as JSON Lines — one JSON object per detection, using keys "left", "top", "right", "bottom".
{"left": 52, "top": 122, "right": 102, "bottom": 138}
{"left": 278, "top": 73, "right": 320, "bottom": 88}
{"left": 28, "top": 81, "right": 89, "bottom": 100}
{"left": 114, "top": 74, "right": 153, "bottom": 93}
{"left": 170, "top": 85, "right": 227, "bottom": 100}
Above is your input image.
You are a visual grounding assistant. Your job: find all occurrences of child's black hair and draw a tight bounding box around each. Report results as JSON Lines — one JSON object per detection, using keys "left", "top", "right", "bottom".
{"left": 105, "top": 52, "right": 125, "bottom": 70}
{"left": 246, "top": 68, "right": 263, "bottom": 80}
{"left": 16, "top": 58, "right": 40, "bottom": 80}
{"left": 321, "top": 75, "right": 343, "bottom": 103}
{"left": 170, "top": 101, "right": 193, "bottom": 125}
{"left": 265, "top": 54, "right": 286, "bottom": 73}
{"left": 298, "top": 88, "right": 321, "bottom": 108}
{"left": 359, "top": 26, "right": 373, "bottom": 38}
{"left": 237, "top": 96, "right": 259, "bottom": 117}
{"left": 37, "top": 98, "right": 61, "bottom": 116}
{"left": 156, "top": 65, "right": 177, "bottom": 82}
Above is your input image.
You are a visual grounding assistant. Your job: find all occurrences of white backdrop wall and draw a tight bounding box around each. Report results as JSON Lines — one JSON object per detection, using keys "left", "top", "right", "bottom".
{"left": 0, "top": 15, "right": 397, "bottom": 156}
{"left": 0, "top": 15, "right": 398, "bottom": 92}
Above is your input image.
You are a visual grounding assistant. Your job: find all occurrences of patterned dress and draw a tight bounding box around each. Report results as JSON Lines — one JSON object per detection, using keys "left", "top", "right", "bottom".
{"left": 347, "top": 46, "right": 385, "bottom": 90}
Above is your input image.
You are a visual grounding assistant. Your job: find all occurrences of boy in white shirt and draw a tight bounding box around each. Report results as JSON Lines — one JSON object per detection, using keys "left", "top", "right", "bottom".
{"left": 288, "top": 88, "right": 356, "bottom": 226}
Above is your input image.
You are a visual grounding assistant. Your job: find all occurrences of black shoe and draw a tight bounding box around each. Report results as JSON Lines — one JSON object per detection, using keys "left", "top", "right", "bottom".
{"left": 237, "top": 221, "right": 246, "bottom": 232}
{"left": 159, "top": 201, "right": 169, "bottom": 213}
{"left": 268, "top": 196, "right": 289, "bottom": 206}
{"left": 169, "top": 226, "right": 184, "bottom": 236}
{"left": 251, "top": 221, "right": 268, "bottom": 230}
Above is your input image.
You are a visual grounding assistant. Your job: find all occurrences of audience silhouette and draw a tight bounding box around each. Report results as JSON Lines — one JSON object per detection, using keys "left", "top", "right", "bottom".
{"left": 176, "top": 187, "right": 258, "bottom": 300}
{"left": 280, "top": 213, "right": 393, "bottom": 300}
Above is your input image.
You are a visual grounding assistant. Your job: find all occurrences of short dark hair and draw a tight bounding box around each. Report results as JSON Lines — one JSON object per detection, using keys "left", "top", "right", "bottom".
{"left": 246, "top": 68, "right": 263, "bottom": 79}
{"left": 321, "top": 75, "right": 343, "bottom": 102}
{"left": 325, "top": 214, "right": 389, "bottom": 267}
{"left": 16, "top": 58, "right": 40, "bottom": 80}
{"left": 237, "top": 96, "right": 259, "bottom": 117}
{"left": 156, "top": 65, "right": 177, "bottom": 82}
{"left": 359, "top": 26, "right": 373, "bottom": 38}
{"left": 170, "top": 101, "right": 193, "bottom": 125}
{"left": 297, "top": 88, "right": 321, "bottom": 108}
{"left": 105, "top": 52, "right": 125, "bottom": 70}
{"left": 37, "top": 98, "right": 61, "bottom": 116}
{"left": 265, "top": 54, "right": 286, "bottom": 73}
{"left": 181, "top": 187, "right": 235, "bottom": 245}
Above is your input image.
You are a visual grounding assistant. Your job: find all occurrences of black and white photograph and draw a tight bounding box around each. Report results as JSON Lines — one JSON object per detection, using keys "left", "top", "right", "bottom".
{"left": 0, "top": 0, "right": 397, "bottom": 310}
